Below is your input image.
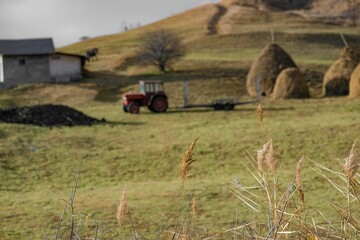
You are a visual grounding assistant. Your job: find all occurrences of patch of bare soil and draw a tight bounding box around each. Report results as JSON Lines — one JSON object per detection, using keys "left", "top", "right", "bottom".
{"left": 0, "top": 104, "right": 103, "bottom": 127}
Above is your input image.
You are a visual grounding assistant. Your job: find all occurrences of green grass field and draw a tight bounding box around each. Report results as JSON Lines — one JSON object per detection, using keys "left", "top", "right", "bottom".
{"left": 1, "top": 88, "right": 360, "bottom": 238}
{"left": 1, "top": 3, "right": 360, "bottom": 239}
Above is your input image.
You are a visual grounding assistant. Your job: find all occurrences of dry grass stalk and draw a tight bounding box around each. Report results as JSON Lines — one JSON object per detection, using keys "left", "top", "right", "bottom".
{"left": 181, "top": 138, "right": 198, "bottom": 186}
{"left": 85, "top": 212, "right": 93, "bottom": 238}
{"left": 296, "top": 156, "right": 305, "bottom": 206}
{"left": 256, "top": 104, "right": 264, "bottom": 137}
{"left": 191, "top": 196, "right": 197, "bottom": 216}
{"left": 266, "top": 139, "right": 276, "bottom": 174}
{"left": 343, "top": 139, "right": 359, "bottom": 179}
{"left": 116, "top": 186, "right": 127, "bottom": 226}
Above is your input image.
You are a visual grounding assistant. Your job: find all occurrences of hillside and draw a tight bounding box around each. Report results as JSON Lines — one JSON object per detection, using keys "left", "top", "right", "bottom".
{"left": 56, "top": 1, "right": 360, "bottom": 102}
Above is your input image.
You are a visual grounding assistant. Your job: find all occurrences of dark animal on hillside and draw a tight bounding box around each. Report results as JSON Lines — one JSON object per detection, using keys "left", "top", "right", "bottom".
{"left": 85, "top": 48, "right": 98, "bottom": 61}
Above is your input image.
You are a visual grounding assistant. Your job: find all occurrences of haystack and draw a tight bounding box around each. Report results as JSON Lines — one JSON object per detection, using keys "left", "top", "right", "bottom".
{"left": 246, "top": 43, "right": 297, "bottom": 97}
{"left": 272, "top": 68, "right": 309, "bottom": 99}
{"left": 349, "top": 64, "right": 360, "bottom": 98}
{"left": 341, "top": 46, "right": 360, "bottom": 61}
{"left": 323, "top": 47, "right": 360, "bottom": 96}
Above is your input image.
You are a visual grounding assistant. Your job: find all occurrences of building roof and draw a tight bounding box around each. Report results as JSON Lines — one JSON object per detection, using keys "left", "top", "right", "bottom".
{"left": 55, "top": 52, "right": 85, "bottom": 59}
{"left": 0, "top": 38, "right": 55, "bottom": 55}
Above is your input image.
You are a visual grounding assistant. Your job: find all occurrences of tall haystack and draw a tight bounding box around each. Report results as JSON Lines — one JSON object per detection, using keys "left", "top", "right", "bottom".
{"left": 323, "top": 47, "right": 360, "bottom": 96}
{"left": 349, "top": 64, "right": 360, "bottom": 98}
{"left": 273, "top": 68, "right": 309, "bottom": 99}
{"left": 341, "top": 46, "right": 360, "bottom": 61}
{"left": 246, "top": 44, "right": 298, "bottom": 97}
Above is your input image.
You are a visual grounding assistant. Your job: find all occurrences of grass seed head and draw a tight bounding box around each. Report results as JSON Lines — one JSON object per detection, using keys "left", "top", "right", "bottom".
{"left": 257, "top": 140, "right": 270, "bottom": 174}
{"left": 256, "top": 104, "right": 263, "bottom": 125}
{"left": 192, "top": 196, "right": 197, "bottom": 216}
{"left": 181, "top": 226, "right": 190, "bottom": 240}
{"left": 343, "top": 139, "right": 359, "bottom": 179}
{"left": 181, "top": 138, "right": 198, "bottom": 186}
{"left": 266, "top": 139, "right": 276, "bottom": 174}
{"left": 116, "top": 186, "right": 127, "bottom": 226}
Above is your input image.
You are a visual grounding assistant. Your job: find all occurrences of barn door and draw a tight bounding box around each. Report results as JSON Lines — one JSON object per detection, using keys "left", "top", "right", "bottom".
{"left": 0, "top": 55, "right": 3, "bottom": 83}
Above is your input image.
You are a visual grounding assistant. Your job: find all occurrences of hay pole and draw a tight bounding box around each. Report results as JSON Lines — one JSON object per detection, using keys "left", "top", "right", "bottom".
{"left": 340, "top": 33, "right": 349, "bottom": 47}
{"left": 270, "top": 28, "right": 275, "bottom": 44}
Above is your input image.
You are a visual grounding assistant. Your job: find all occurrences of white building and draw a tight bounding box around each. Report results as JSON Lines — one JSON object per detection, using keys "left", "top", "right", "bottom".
{"left": 0, "top": 38, "right": 85, "bottom": 88}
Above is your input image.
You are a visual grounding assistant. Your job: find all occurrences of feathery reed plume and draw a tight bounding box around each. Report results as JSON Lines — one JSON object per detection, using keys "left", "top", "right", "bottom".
{"left": 116, "top": 186, "right": 127, "bottom": 226}
{"left": 343, "top": 139, "right": 359, "bottom": 179}
{"left": 181, "top": 226, "right": 190, "bottom": 240}
{"left": 191, "top": 196, "right": 197, "bottom": 216}
{"left": 296, "top": 156, "right": 305, "bottom": 206}
{"left": 257, "top": 140, "right": 270, "bottom": 174}
{"left": 266, "top": 139, "right": 276, "bottom": 174}
{"left": 181, "top": 138, "right": 198, "bottom": 187}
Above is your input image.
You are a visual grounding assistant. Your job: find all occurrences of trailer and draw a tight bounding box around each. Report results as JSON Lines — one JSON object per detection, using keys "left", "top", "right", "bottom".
{"left": 181, "top": 80, "right": 260, "bottom": 111}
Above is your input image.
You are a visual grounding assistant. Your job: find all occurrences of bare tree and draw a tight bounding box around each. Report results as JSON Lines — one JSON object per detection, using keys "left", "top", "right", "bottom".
{"left": 136, "top": 30, "right": 185, "bottom": 73}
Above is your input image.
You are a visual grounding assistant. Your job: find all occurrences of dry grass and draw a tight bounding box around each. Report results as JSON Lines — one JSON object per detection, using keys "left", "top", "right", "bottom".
{"left": 229, "top": 107, "right": 360, "bottom": 240}
{"left": 116, "top": 186, "right": 127, "bottom": 227}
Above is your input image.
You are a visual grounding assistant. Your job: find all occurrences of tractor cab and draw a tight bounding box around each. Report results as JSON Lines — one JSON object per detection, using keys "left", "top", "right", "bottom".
{"left": 139, "top": 80, "right": 165, "bottom": 94}
{"left": 123, "top": 80, "right": 168, "bottom": 114}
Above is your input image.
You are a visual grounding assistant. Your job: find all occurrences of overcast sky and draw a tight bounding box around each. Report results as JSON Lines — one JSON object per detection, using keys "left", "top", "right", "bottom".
{"left": 0, "top": 0, "right": 219, "bottom": 47}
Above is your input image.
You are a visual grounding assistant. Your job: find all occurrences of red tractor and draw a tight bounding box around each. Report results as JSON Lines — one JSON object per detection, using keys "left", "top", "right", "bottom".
{"left": 122, "top": 80, "right": 168, "bottom": 114}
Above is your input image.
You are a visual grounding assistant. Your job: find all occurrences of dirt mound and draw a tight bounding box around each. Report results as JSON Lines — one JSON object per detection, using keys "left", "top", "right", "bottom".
{"left": 349, "top": 64, "right": 360, "bottom": 98}
{"left": 246, "top": 43, "right": 297, "bottom": 97}
{"left": 323, "top": 48, "right": 360, "bottom": 96}
{"left": 0, "top": 104, "right": 103, "bottom": 127}
{"left": 272, "top": 68, "right": 309, "bottom": 99}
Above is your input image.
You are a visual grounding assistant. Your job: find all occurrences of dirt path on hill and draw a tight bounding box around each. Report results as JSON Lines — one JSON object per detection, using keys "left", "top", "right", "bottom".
{"left": 207, "top": 4, "right": 228, "bottom": 35}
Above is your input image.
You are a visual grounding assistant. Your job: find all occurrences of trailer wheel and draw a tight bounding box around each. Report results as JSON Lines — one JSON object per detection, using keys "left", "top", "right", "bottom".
{"left": 151, "top": 97, "right": 168, "bottom": 113}
{"left": 224, "top": 104, "right": 235, "bottom": 111}
{"left": 127, "top": 102, "right": 140, "bottom": 114}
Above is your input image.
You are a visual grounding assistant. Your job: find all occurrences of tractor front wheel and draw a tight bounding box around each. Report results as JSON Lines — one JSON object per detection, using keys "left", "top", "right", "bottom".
{"left": 150, "top": 97, "right": 168, "bottom": 113}
{"left": 123, "top": 105, "right": 128, "bottom": 112}
{"left": 127, "top": 102, "right": 140, "bottom": 114}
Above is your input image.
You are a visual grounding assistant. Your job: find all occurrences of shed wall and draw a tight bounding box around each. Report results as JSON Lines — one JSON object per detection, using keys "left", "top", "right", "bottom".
{"left": 49, "top": 54, "right": 82, "bottom": 82}
{"left": 0, "top": 55, "right": 3, "bottom": 84}
{"left": 3, "top": 55, "right": 50, "bottom": 88}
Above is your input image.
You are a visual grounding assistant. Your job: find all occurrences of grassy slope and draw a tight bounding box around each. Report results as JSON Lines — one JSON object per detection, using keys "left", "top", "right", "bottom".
{"left": 1, "top": 90, "right": 360, "bottom": 238}
{"left": 1, "top": 2, "right": 360, "bottom": 239}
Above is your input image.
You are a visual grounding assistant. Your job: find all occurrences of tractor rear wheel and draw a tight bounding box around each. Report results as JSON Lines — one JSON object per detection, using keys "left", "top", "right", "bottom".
{"left": 150, "top": 97, "right": 168, "bottom": 113}
{"left": 127, "top": 102, "right": 140, "bottom": 114}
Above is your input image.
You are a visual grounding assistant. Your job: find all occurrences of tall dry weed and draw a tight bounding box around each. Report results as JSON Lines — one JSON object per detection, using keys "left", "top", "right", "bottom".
{"left": 296, "top": 156, "right": 305, "bottom": 206}
{"left": 256, "top": 104, "right": 264, "bottom": 138}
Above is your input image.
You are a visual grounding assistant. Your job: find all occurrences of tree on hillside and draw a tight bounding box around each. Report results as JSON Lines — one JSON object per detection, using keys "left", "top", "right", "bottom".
{"left": 136, "top": 30, "right": 185, "bottom": 73}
